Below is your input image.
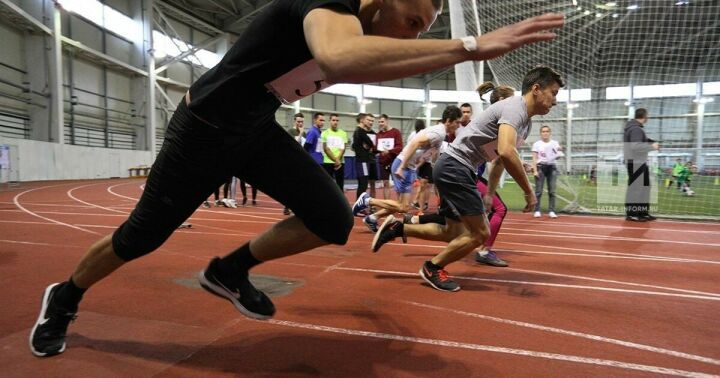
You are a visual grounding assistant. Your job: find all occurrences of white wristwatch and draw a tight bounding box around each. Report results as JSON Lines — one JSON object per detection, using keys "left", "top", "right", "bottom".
{"left": 460, "top": 36, "right": 477, "bottom": 52}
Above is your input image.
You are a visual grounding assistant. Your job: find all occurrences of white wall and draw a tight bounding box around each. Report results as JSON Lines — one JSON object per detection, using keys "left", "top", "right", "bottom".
{"left": 0, "top": 136, "right": 153, "bottom": 181}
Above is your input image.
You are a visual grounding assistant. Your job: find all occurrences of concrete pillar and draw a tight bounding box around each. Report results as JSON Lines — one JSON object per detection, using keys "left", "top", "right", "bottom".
{"left": 448, "top": 0, "right": 479, "bottom": 92}
{"left": 22, "top": 0, "right": 63, "bottom": 143}
{"left": 130, "top": 0, "right": 156, "bottom": 155}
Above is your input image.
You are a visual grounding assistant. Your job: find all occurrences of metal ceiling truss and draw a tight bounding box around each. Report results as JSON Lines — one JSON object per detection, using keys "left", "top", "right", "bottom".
{"left": 154, "top": 0, "right": 224, "bottom": 36}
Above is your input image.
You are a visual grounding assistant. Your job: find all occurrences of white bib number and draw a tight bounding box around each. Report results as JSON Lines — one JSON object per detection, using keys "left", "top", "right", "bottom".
{"left": 378, "top": 138, "right": 394, "bottom": 151}
{"left": 265, "top": 60, "right": 330, "bottom": 104}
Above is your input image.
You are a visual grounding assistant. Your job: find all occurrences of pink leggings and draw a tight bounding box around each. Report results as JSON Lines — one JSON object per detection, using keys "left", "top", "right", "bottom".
{"left": 475, "top": 178, "right": 507, "bottom": 247}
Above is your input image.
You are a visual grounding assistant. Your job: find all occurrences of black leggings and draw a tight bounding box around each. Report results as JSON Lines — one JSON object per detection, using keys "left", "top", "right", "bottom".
{"left": 213, "top": 177, "right": 232, "bottom": 200}
{"left": 112, "top": 100, "right": 353, "bottom": 261}
{"left": 240, "top": 180, "right": 257, "bottom": 200}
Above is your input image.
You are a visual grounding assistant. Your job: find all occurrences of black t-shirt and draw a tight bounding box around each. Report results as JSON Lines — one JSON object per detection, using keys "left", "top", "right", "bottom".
{"left": 187, "top": 0, "right": 360, "bottom": 129}
{"left": 352, "top": 127, "right": 376, "bottom": 162}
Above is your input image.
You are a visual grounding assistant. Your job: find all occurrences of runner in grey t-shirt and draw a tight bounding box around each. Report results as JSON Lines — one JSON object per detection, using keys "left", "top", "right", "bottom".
{"left": 445, "top": 96, "right": 532, "bottom": 170}
{"left": 372, "top": 66, "right": 565, "bottom": 292}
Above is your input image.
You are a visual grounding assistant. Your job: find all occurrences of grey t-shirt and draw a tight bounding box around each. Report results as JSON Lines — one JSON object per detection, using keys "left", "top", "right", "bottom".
{"left": 398, "top": 123, "right": 447, "bottom": 170}
{"left": 445, "top": 96, "right": 532, "bottom": 170}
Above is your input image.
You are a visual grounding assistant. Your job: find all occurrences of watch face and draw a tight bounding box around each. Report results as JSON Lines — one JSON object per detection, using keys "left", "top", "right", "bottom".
{"left": 462, "top": 37, "right": 477, "bottom": 52}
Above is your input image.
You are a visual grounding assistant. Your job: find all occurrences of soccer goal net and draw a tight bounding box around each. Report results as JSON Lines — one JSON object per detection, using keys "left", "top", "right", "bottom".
{"left": 457, "top": 0, "right": 720, "bottom": 220}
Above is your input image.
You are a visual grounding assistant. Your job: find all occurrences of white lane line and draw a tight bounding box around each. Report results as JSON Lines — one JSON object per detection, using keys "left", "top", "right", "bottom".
{"left": 330, "top": 266, "right": 720, "bottom": 302}
{"left": 265, "top": 319, "right": 716, "bottom": 377}
{"left": 102, "top": 184, "right": 285, "bottom": 222}
{"left": 0, "top": 219, "right": 55, "bottom": 225}
{"left": 107, "top": 182, "right": 140, "bottom": 201}
{"left": 504, "top": 219, "right": 720, "bottom": 235}
{"left": 535, "top": 213, "right": 719, "bottom": 227}
{"left": 174, "top": 222, "right": 258, "bottom": 237}
{"left": 0, "top": 239, "right": 75, "bottom": 247}
{"left": 404, "top": 301, "right": 720, "bottom": 366}
{"left": 515, "top": 250, "right": 720, "bottom": 265}
{"left": 0, "top": 201, "right": 101, "bottom": 208}
{"left": 389, "top": 241, "right": 720, "bottom": 265}
{"left": 197, "top": 209, "right": 284, "bottom": 222}
{"left": 67, "top": 184, "right": 128, "bottom": 214}
{"left": 0, "top": 210, "right": 278, "bottom": 226}
{"left": 75, "top": 224, "right": 259, "bottom": 238}
{"left": 6, "top": 210, "right": 128, "bottom": 217}
{"left": 499, "top": 229, "right": 720, "bottom": 248}
{"left": 504, "top": 268, "right": 720, "bottom": 298}
{"left": 498, "top": 241, "right": 720, "bottom": 265}
{"left": 12, "top": 185, "right": 99, "bottom": 235}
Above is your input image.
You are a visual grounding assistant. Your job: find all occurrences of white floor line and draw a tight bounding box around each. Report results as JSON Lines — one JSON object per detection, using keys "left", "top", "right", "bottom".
{"left": 389, "top": 241, "right": 720, "bottom": 265}
{"left": 504, "top": 219, "right": 720, "bottom": 235}
{"left": 330, "top": 266, "right": 720, "bottom": 302}
{"left": 175, "top": 222, "right": 258, "bottom": 237}
{"left": 0, "top": 210, "right": 279, "bottom": 227}
{"left": 403, "top": 301, "right": 720, "bottom": 366}
{"left": 264, "top": 319, "right": 715, "bottom": 377}
{"left": 12, "top": 185, "right": 99, "bottom": 235}
{"left": 498, "top": 241, "right": 720, "bottom": 265}
{"left": 0, "top": 239, "right": 77, "bottom": 247}
{"left": 75, "top": 223, "right": 258, "bottom": 237}
{"left": 499, "top": 228, "right": 720, "bottom": 248}
{"left": 502, "top": 249, "right": 720, "bottom": 266}
{"left": 14, "top": 210, "right": 128, "bottom": 217}
{"left": 197, "top": 209, "right": 284, "bottom": 222}
{"left": 544, "top": 213, "right": 719, "bottom": 226}
{"left": 67, "top": 184, "right": 128, "bottom": 214}
{"left": 0, "top": 219, "right": 55, "bottom": 226}
{"left": 107, "top": 183, "right": 140, "bottom": 201}
{"left": 505, "top": 268, "right": 720, "bottom": 298}
{"left": 0, "top": 201, "right": 102, "bottom": 208}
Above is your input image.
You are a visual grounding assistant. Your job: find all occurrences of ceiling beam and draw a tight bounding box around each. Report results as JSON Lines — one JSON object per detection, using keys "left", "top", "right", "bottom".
{"left": 155, "top": 35, "right": 225, "bottom": 74}
{"left": 223, "top": 1, "right": 273, "bottom": 30}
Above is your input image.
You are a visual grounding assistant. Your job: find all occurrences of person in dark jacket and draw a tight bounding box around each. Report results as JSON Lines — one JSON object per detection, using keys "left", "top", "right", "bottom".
{"left": 352, "top": 113, "right": 378, "bottom": 200}
{"left": 623, "top": 108, "right": 659, "bottom": 222}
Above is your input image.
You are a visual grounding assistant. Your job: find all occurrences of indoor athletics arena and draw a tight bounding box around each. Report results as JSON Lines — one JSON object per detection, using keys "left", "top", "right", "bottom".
{"left": 1, "top": 0, "right": 719, "bottom": 376}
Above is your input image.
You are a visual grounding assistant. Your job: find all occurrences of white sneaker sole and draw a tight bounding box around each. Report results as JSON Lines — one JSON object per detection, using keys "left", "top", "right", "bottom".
{"left": 197, "top": 270, "right": 273, "bottom": 320}
{"left": 29, "top": 283, "right": 64, "bottom": 357}
{"left": 371, "top": 216, "right": 396, "bottom": 252}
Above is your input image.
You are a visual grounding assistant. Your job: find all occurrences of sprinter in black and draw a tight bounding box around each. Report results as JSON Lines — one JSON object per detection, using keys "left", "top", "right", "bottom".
{"left": 30, "top": 0, "right": 564, "bottom": 357}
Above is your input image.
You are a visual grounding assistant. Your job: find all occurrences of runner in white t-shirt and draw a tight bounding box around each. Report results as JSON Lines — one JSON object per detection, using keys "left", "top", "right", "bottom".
{"left": 531, "top": 125, "right": 562, "bottom": 218}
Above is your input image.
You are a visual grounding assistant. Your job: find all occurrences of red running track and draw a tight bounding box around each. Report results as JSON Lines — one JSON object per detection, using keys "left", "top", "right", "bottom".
{"left": 1, "top": 179, "right": 719, "bottom": 376}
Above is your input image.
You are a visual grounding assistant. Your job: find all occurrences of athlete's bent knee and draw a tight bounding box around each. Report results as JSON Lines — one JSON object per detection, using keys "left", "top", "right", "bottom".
{"left": 111, "top": 222, "right": 173, "bottom": 261}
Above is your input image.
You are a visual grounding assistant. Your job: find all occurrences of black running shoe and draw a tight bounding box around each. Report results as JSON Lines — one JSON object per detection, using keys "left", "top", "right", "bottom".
{"left": 29, "top": 283, "right": 77, "bottom": 357}
{"left": 371, "top": 216, "right": 406, "bottom": 252}
{"left": 198, "top": 258, "right": 275, "bottom": 320}
{"left": 419, "top": 261, "right": 460, "bottom": 292}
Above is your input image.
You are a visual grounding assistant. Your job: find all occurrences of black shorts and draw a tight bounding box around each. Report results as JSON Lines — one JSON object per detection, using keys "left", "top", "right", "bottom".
{"left": 356, "top": 160, "right": 379, "bottom": 180}
{"left": 417, "top": 162, "right": 434, "bottom": 184}
{"left": 379, "top": 160, "right": 392, "bottom": 180}
{"left": 433, "top": 154, "right": 484, "bottom": 221}
{"left": 111, "top": 99, "right": 353, "bottom": 261}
